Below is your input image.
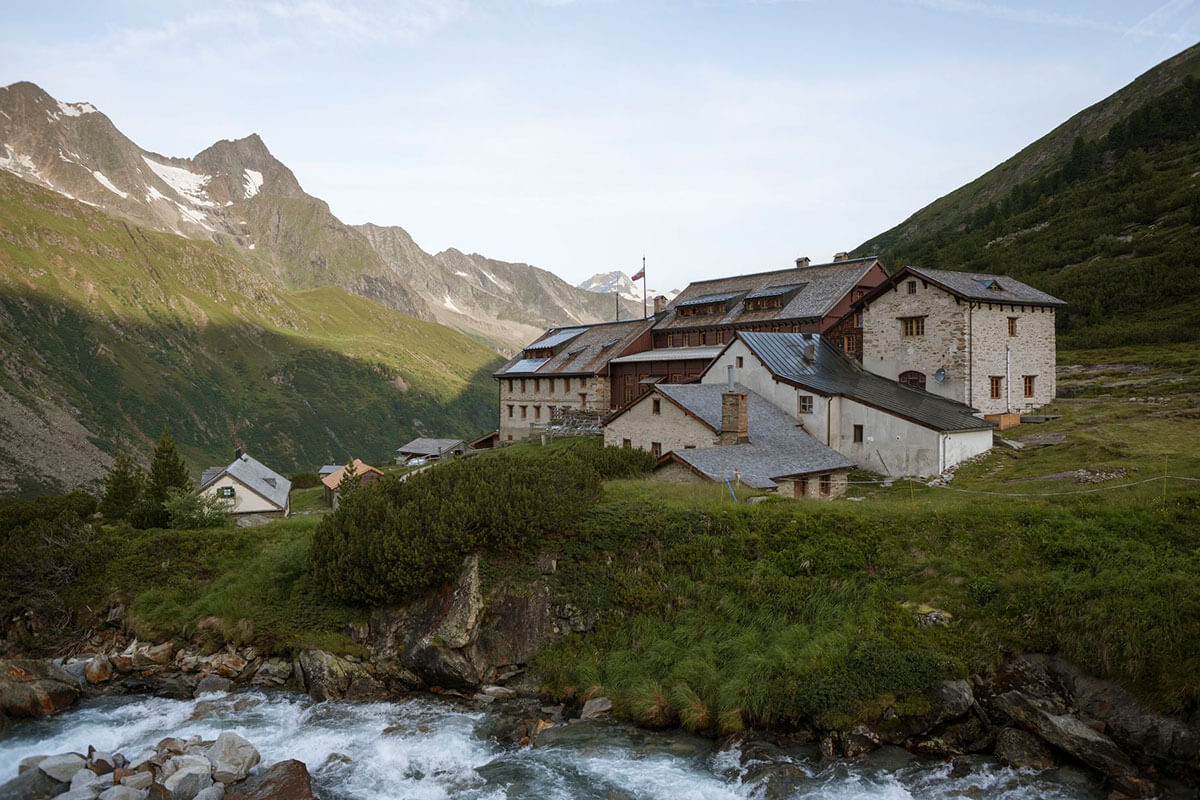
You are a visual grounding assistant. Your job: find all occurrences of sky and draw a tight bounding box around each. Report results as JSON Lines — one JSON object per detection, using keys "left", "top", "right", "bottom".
{"left": 2, "top": 1, "right": 1198, "bottom": 291}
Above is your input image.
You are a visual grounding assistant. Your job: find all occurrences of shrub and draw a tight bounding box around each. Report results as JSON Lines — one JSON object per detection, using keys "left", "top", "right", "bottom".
{"left": 164, "top": 487, "right": 230, "bottom": 529}
{"left": 289, "top": 472, "right": 322, "bottom": 489}
{"left": 309, "top": 452, "right": 602, "bottom": 604}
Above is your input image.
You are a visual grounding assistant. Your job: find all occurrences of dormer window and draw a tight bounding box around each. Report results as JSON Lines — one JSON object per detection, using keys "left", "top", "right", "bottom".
{"left": 743, "top": 283, "right": 805, "bottom": 312}
{"left": 974, "top": 278, "right": 1003, "bottom": 291}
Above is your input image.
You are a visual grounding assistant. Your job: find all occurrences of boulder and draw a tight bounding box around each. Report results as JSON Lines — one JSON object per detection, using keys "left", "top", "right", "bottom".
{"left": 0, "top": 766, "right": 67, "bottom": 800}
{"left": 192, "top": 788, "right": 224, "bottom": 800}
{"left": 18, "top": 757, "right": 47, "bottom": 775}
{"left": 994, "top": 691, "right": 1147, "bottom": 795}
{"left": 0, "top": 660, "right": 81, "bottom": 718}
{"left": 161, "top": 766, "right": 211, "bottom": 800}
{"left": 994, "top": 727, "right": 1055, "bottom": 770}
{"left": 159, "top": 755, "right": 210, "bottom": 780}
{"left": 206, "top": 732, "right": 260, "bottom": 784}
{"left": 247, "top": 660, "right": 291, "bottom": 688}
{"left": 580, "top": 697, "right": 613, "bottom": 721}
{"left": 88, "top": 752, "right": 115, "bottom": 776}
{"left": 207, "top": 654, "right": 248, "bottom": 680}
{"left": 856, "top": 679, "right": 975, "bottom": 746}
{"left": 296, "top": 649, "right": 377, "bottom": 702}
{"left": 39, "top": 755, "right": 88, "bottom": 783}
{"left": 480, "top": 685, "right": 517, "bottom": 700}
{"left": 69, "top": 768, "right": 107, "bottom": 795}
{"left": 839, "top": 724, "right": 881, "bottom": 757}
{"left": 224, "top": 761, "right": 316, "bottom": 800}
{"left": 118, "top": 775, "right": 153, "bottom": 792}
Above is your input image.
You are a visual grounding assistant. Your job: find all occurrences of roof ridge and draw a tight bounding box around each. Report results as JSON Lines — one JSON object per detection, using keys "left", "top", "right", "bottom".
{"left": 682, "top": 257, "right": 877, "bottom": 287}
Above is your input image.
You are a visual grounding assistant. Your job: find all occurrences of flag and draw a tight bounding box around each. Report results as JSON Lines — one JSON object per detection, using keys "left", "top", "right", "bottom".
{"left": 631, "top": 268, "right": 645, "bottom": 281}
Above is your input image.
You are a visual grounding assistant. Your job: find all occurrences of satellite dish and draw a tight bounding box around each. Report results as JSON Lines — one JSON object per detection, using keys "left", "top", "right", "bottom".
{"left": 933, "top": 367, "right": 948, "bottom": 384}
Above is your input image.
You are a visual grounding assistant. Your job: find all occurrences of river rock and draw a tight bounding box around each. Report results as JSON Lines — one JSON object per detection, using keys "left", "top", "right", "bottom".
{"left": 296, "top": 649, "right": 379, "bottom": 702}
{"left": 993, "top": 691, "right": 1147, "bottom": 795}
{"left": 580, "top": 697, "right": 613, "bottom": 721}
{"left": 119, "top": 775, "right": 152, "bottom": 792}
{"left": 161, "top": 766, "right": 210, "bottom": 800}
{"left": 69, "top": 768, "right": 107, "bottom": 794}
{"left": 839, "top": 724, "right": 881, "bottom": 757}
{"left": 87, "top": 751, "right": 114, "bottom": 776}
{"left": 160, "top": 754, "right": 209, "bottom": 779}
{"left": 207, "top": 732, "right": 260, "bottom": 784}
{"left": 994, "top": 727, "right": 1054, "bottom": 769}
{"left": 224, "top": 761, "right": 315, "bottom": 800}
{"left": 84, "top": 656, "right": 113, "bottom": 686}
{"left": 131, "top": 643, "right": 174, "bottom": 670}
{"left": 192, "top": 787, "right": 224, "bottom": 800}
{"left": 0, "top": 765, "right": 67, "bottom": 800}
{"left": 98, "top": 787, "right": 148, "bottom": 800}
{"left": 481, "top": 685, "right": 517, "bottom": 700}
{"left": 19, "top": 757, "right": 47, "bottom": 775}
{"left": 39, "top": 755, "right": 88, "bottom": 783}
{"left": 855, "top": 679, "right": 974, "bottom": 746}
{"left": 0, "top": 660, "right": 81, "bottom": 718}
{"left": 247, "top": 659, "right": 290, "bottom": 688}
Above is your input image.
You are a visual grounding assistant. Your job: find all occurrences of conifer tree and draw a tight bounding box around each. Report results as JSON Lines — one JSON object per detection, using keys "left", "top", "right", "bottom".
{"left": 339, "top": 459, "right": 361, "bottom": 495}
{"left": 133, "top": 427, "right": 191, "bottom": 528}
{"left": 99, "top": 454, "right": 144, "bottom": 521}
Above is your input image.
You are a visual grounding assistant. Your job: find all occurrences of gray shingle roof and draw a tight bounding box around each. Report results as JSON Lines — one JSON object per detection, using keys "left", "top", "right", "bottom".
{"left": 495, "top": 318, "right": 654, "bottom": 377}
{"left": 654, "top": 257, "right": 880, "bottom": 332}
{"left": 736, "top": 332, "right": 994, "bottom": 432}
{"left": 199, "top": 453, "right": 291, "bottom": 510}
{"left": 905, "top": 266, "right": 1066, "bottom": 307}
{"left": 397, "top": 437, "right": 466, "bottom": 457}
{"left": 653, "top": 383, "right": 854, "bottom": 488}
{"left": 529, "top": 327, "right": 589, "bottom": 349}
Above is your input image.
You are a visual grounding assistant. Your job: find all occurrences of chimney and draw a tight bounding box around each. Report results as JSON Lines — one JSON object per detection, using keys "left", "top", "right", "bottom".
{"left": 803, "top": 341, "right": 815, "bottom": 364}
{"left": 653, "top": 295, "right": 668, "bottom": 315}
{"left": 794, "top": 256, "right": 811, "bottom": 268}
{"left": 719, "top": 385, "right": 749, "bottom": 445}
{"left": 235, "top": 447, "right": 244, "bottom": 460}
{"left": 833, "top": 251, "right": 850, "bottom": 262}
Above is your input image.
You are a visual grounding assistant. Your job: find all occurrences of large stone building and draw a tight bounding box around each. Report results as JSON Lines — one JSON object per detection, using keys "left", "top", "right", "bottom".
{"left": 494, "top": 319, "right": 650, "bottom": 442}
{"left": 836, "top": 266, "right": 1065, "bottom": 417}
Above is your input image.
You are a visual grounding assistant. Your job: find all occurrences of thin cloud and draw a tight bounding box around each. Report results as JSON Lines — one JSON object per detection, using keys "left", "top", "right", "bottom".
{"left": 905, "top": 0, "right": 1185, "bottom": 38}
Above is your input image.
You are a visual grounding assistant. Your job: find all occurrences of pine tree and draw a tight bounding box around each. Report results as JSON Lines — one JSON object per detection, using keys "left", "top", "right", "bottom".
{"left": 133, "top": 427, "right": 191, "bottom": 528}
{"left": 339, "top": 459, "right": 361, "bottom": 496}
{"left": 99, "top": 454, "right": 144, "bottom": 521}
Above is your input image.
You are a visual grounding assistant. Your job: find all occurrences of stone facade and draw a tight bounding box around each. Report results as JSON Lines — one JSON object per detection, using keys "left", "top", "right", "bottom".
{"left": 861, "top": 277, "right": 1056, "bottom": 415}
{"left": 776, "top": 471, "right": 849, "bottom": 500}
{"left": 499, "top": 374, "right": 609, "bottom": 442}
{"left": 602, "top": 391, "right": 717, "bottom": 454}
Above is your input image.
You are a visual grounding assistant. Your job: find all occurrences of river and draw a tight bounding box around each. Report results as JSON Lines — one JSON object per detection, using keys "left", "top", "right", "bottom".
{"left": 0, "top": 690, "right": 1104, "bottom": 799}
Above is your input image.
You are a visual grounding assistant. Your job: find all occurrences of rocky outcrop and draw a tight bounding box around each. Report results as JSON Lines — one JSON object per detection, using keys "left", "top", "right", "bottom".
{"left": 0, "top": 659, "right": 80, "bottom": 719}
{"left": 365, "top": 554, "right": 593, "bottom": 692}
{"left": 994, "top": 726, "right": 1055, "bottom": 769}
{"left": 223, "top": 761, "right": 315, "bottom": 800}
{"left": 295, "top": 649, "right": 384, "bottom": 702}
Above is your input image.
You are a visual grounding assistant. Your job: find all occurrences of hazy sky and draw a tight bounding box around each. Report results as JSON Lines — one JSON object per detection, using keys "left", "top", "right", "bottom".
{"left": 3, "top": 1, "right": 1197, "bottom": 290}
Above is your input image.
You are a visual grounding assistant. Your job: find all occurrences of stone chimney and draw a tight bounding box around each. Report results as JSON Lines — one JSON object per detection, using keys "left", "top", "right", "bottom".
{"left": 719, "top": 367, "right": 749, "bottom": 445}
{"left": 794, "top": 256, "right": 811, "bottom": 268}
{"left": 833, "top": 251, "right": 850, "bottom": 262}
{"left": 235, "top": 447, "right": 244, "bottom": 460}
{"left": 653, "top": 295, "right": 668, "bottom": 315}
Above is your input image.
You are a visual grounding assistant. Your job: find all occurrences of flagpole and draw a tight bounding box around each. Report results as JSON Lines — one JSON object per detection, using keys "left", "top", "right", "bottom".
{"left": 642, "top": 256, "right": 647, "bottom": 319}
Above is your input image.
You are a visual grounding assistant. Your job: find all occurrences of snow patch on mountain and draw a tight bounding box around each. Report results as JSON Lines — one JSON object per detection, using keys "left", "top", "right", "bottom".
{"left": 142, "top": 155, "right": 215, "bottom": 207}
{"left": 91, "top": 170, "right": 128, "bottom": 199}
{"left": 243, "top": 168, "right": 263, "bottom": 198}
{"left": 578, "top": 270, "right": 680, "bottom": 304}
{"left": 57, "top": 101, "right": 98, "bottom": 117}
{"left": 443, "top": 294, "right": 463, "bottom": 314}
{"left": 0, "top": 145, "right": 44, "bottom": 183}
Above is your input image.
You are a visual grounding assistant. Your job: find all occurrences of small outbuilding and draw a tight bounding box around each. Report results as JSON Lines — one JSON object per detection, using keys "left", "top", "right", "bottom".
{"left": 198, "top": 450, "right": 291, "bottom": 516}
{"left": 396, "top": 437, "right": 467, "bottom": 465}
{"left": 321, "top": 459, "right": 384, "bottom": 505}
{"left": 468, "top": 430, "right": 500, "bottom": 450}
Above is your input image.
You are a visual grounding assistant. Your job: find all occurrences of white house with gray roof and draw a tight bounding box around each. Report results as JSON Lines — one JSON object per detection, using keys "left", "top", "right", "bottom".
{"left": 198, "top": 451, "right": 291, "bottom": 515}
{"left": 704, "top": 332, "right": 995, "bottom": 477}
{"left": 604, "top": 379, "right": 855, "bottom": 498}
{"left": 849, "top": 266, "right": 1065, "bottom": 417}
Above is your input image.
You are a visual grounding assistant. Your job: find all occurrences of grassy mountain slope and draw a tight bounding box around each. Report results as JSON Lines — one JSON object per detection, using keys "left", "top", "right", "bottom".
{"left": 0, "top": 170, "right": 502, "bottom": 496}
{"left": 855, "top": 43, "right": 1200, "bottom": 348}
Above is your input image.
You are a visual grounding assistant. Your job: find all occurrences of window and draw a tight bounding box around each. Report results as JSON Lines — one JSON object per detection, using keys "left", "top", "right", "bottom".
{"left": 900, "top": 316, "right": 925, "bottom": 337}
{"left": 798, "top": 395, "right": 814, "bottom": 414}
{"left": 899, "top": 371, "right": 926, "bottom": 390}
{"left": 507, "top": 404, "right": 514, "bottom": 418}
{"left": 507, "top": 378, "right": 513, "bottom": 392}
{"left": 684, "top": 445, "right": 695, "bottom": 449}
{"left": 506, "top": 434, "right": 512, "bottom": 441}
{"left": 534, "top": 406, "right": 541, "bottom": 419}
{"left": 990, "top": 376, "right": 1003, "bottom": 399}
{"left": 797, "top": 477, "right": 808, "bottom": 496}
{"left": 1008, "top": 317, "right": 1018, "bottom": 337}
{"left": 652, "top": 398, "right": 661, "bottom": 415}
{"left": 579, "top": 393, "right": 588, "bottom": 409}
{"left": 907, "top": 281, "right": 917, "bottom": 294}
{"left": 217, "top": 486, "right": 235, "bottom": 498}
{"left": 700, "top": 331, "right": 709, "bottom": 345}
{"left": 1024, "top": 375, "right": 1036, "bottom": 398}
{"left": 854, "top": 311, "right": 863, "bottom": 326}
{"left": 520, "top": 405, "right": 527, "bottom": 419}
{"left": 820, "top": 474, "right": 831, "bottom": 496}
{"left": 651, "top": 442, "right": 662, "bottom": 457}
{"left": 736, "top": 356, "right": 744, "bottom": 369}
{"left": 853, "top": 424, "right": 864, "bottom": 443}
{"left": 534, "top": 379, "right": 540, "bottom": 393}
{"left": 622, "top": 438, "right": 631, "bottom": 449}
{"left": 520, "top": 379, "right": 527, "bottom": 393}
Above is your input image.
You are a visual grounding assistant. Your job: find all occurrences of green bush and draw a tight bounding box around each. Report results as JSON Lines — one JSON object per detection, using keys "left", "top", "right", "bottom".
{"left": 289, "top": 472, "right": 322, "bottom": 489}
{"left": 164, "top": 487, "right": 230, "bottom": 529}
{"left": 309, "top": 452, "right": 602, "bottom": 604}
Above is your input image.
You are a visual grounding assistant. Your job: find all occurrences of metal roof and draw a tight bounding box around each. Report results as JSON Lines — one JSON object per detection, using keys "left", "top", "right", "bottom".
{"left": 608, "top": 346, "right": 724, "bottom": 364}
{"left": 734, "top": 332, "right": 994, "bottom": 432}
{"left": 495, "top": 318, "right": 654, "bottom": 377}
{"left": 675, "top": 291, "right": 746, "bottom": 308}
{"left": 397, "top": 437, "right": 466, "bottom": 456}
{"left": 199, "top": 453, "right": 292, "bottom": 510}
{"left": 746, "top": 282, "right": 806, "bottom": 300}
{"left": 906, "top": 266, "right": 1066, "bottom": 307}
{"left": 655, "top": 257, "right": 881, "bottom": 332}
{"left": 652, "top": 383, "right": 854, "bottom": 488}
{"left": 529, "top": 327, "right": 588, "bottom": 350}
